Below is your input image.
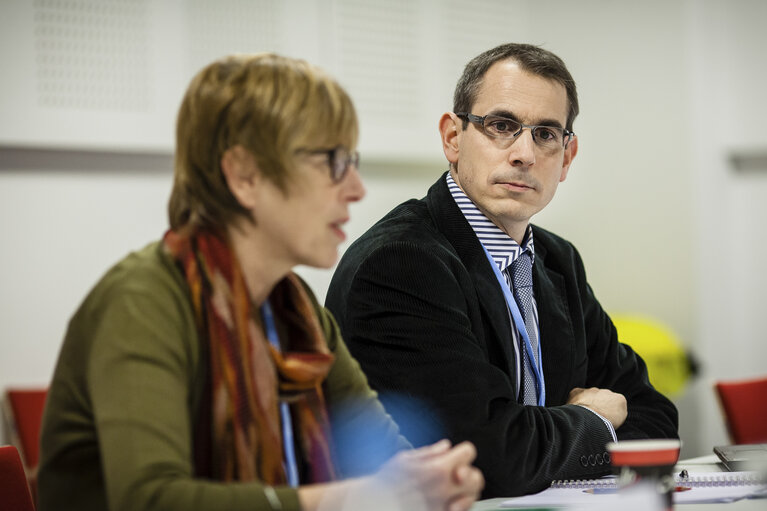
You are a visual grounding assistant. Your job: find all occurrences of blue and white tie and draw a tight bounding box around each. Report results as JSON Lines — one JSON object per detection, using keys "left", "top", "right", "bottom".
{"left": 509, "top": 251, "right": 539, "bottom": 405}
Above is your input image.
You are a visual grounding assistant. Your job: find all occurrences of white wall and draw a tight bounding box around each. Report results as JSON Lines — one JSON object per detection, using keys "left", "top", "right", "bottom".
{"left": 0, "top": 154, "right": 173, "bottom": 386}
{"left": 1, "top": 0, "right": 766, "bottom": 460}
{"left": 688, "top": 0, "right": 767, "bottom": 454}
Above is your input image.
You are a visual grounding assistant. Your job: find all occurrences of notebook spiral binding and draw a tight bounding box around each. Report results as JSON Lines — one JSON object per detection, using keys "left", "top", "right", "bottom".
{"left": 551, "top": 472, "right": 765, "bottom": 489}
{"left": 551, "top": 479, "right": 619, "bottom": 489}
{"left": 676, "top": 472, "right": 764, "bottom": 487}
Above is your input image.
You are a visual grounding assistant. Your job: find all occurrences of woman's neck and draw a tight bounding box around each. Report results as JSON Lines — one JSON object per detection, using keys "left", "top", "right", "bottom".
{"left": 226, "top": 221, "right": 292, "bottom": 307}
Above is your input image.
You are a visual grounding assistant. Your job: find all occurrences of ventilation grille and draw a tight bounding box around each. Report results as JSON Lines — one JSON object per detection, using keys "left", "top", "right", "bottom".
{"left": 33, "top": 0, "right": 152, "bottom": 111}
{"left": 186, "top": 0, "right": 284, "bottom": 75}
{"left": 334, "top": 0, "right": 420, "bottom": 119}
{"left": 441, "top": 0, "right": 529, "bottom": 81}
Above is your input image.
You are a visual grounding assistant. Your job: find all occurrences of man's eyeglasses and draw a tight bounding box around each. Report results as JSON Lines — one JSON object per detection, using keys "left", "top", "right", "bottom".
{"left": 297, "top": 146, "right": 360, "bottom": 183}
{"left": 456, "top": 112, "right": 573, "bottom": 149}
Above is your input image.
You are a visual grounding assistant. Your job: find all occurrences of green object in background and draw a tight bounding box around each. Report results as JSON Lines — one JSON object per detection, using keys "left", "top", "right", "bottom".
{"left": 612, "top": 315, "right": 696, "bottom": 398}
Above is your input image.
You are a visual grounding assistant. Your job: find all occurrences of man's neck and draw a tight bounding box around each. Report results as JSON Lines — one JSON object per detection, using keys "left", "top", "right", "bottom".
{"left": 446, "top": 170, "right": 530, "bottom": 246}
{"left": 481, "top": 209, "right": 528, "bottom": 245}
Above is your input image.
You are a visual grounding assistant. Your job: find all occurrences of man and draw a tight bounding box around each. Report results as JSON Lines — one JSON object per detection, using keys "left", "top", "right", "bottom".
{"left": 325, "top": 43, "right": 678, "bottom": 497}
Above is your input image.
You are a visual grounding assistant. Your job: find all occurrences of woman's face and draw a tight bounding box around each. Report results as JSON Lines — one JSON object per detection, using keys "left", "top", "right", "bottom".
{"left": 248, "top": 146, "right": 366, "bottom": 269}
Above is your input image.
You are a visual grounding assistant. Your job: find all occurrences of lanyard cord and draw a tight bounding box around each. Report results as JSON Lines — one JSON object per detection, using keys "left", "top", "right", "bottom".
{"left": 481, "top": 245, "right": 546, "bottom": 406}
{"left": 261, "top": 300, "right": 300, "bottom": 487}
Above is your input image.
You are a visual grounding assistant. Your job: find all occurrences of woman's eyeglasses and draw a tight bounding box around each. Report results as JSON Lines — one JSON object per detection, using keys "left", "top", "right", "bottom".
{"left": 297, "top": 146, "right": 360, "bottom": 183}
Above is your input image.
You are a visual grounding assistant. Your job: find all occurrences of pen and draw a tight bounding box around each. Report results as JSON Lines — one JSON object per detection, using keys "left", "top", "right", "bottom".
{"left": 583, "top": 487, "right": 618, "bottom": 494}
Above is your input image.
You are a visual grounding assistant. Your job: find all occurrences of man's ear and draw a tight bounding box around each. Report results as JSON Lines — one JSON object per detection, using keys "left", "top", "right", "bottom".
{"left": 559, "top": 134, "right": 578, "bottom": 183}
{"left": 439, "top": 112, "right": 462, "bottom": 167}
{"left": 221, "top": 145, "right": 259, "bottom": 209}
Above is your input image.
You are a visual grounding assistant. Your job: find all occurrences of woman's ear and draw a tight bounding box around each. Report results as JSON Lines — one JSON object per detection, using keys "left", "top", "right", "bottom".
{"left": 221, "top": 145, "right": 259, "bottom": 209}
{"left": 439, "top": 112, "right": 462, "bottom": 166}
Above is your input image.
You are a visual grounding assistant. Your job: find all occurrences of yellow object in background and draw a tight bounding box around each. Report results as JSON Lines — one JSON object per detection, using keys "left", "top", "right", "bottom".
{"left": 612, "top": 315, "right": 694, "bottom": 398}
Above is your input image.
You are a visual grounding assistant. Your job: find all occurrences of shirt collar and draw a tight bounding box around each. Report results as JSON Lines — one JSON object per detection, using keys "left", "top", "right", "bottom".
{"left": 446, "top": 172, "right": 534, "bottom": 272}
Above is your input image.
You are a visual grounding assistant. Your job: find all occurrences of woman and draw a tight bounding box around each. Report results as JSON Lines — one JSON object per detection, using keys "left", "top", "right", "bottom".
{"left": 37, "top": 54, "right": 483, "bottom": 511}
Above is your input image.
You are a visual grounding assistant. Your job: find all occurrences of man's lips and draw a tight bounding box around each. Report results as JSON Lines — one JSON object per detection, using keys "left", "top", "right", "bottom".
{"left": 497, "top": 180, "right": 535, "bottom": 191}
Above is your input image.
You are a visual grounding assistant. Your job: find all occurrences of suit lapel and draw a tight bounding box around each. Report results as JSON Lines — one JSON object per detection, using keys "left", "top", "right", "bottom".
{"left": 425, "top": 173, "right": 518, "bottom": 389}
{"left": 531, "top": 233, "right": 576, "bottom": 405}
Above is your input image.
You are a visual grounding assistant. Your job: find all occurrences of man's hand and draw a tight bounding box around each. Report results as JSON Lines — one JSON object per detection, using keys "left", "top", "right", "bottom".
{"left": 567, "top": 387, "right": 627, "bottom": 429}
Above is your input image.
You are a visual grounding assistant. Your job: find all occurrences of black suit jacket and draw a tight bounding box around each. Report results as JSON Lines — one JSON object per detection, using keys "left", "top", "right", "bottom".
{"left": 326, "top": 172, "right": 678, "bottom": 497}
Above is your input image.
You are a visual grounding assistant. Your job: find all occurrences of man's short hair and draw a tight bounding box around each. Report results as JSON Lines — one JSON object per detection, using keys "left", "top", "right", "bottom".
{"left": 453, "top": 43, "right": 579, "bottom": 132}
{"left": 168, "top": 53, "right": 358, "bottom": 231}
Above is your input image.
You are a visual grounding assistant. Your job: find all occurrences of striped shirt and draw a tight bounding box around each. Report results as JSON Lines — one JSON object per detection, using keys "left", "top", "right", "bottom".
{"left": 446, "top": 173, "right": 617, "bottom": 440}
{"left": 446, "top": 172, "right": 538, "bottom": 401}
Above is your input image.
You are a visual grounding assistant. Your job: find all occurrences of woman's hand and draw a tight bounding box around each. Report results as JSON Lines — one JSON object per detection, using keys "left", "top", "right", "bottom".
{"left": 298, "top": 440, "right": 484, "bottom": 511}
{"left": 375, "top": 439, "right": 484, "bottom": 511}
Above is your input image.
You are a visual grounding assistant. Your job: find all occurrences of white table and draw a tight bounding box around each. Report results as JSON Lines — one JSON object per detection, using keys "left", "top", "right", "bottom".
{"left": 471, "top": 455, "right": 766, "bottom": 510}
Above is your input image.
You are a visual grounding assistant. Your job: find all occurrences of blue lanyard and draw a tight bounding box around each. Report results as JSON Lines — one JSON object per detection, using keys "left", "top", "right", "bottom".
{"left": 481, "top": 245, "right": 546, "bottom": 406}
{"left": 261, "top": 300, "right": 300, "bottom": 487}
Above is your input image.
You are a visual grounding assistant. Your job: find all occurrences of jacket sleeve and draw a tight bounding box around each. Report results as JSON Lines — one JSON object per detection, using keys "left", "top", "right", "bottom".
{"left": 326, "top": 240, "right": 629, "bottom": 497}
{"left": 82, "top": 272, "right": 302, "bottom": 511}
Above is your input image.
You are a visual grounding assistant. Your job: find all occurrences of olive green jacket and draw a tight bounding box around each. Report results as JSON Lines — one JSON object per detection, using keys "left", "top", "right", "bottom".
{"left": 38, "top": 241, "right": 407, "bottom": 511}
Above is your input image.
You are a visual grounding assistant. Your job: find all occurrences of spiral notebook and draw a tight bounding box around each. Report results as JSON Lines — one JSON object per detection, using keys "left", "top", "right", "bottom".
{"left": 499, "top": 471, "right": 767, "bottom": 507}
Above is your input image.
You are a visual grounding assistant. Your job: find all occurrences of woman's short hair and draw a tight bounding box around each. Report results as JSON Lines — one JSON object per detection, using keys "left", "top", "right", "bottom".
{"left": 168, "top": 53, "right": 359, "bottom": 231}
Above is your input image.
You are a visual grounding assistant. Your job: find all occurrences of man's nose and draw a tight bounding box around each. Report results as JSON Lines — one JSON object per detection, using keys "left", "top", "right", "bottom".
{"left": 507, "top": 128, "right": 536, "bottom": 167}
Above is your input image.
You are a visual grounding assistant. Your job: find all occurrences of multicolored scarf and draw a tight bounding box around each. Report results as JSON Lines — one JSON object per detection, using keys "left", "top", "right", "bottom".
{"left": 163, "top": 228, "right": 337, "bottom": 485}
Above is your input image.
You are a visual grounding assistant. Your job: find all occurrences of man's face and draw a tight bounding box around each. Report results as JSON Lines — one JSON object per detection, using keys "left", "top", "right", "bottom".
{"left": 442, "top": 59, "right": 578, "bottom": 242}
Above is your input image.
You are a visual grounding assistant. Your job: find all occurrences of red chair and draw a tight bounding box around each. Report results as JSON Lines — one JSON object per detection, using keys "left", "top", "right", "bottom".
{"left": 3, "top": 388, "right": 48, "bottom": 507}
{"left": 0, "top": 445, "right": 36, "bottom": 511}
{"left": 714, "top": 376, "right": 767, "bottom": 444}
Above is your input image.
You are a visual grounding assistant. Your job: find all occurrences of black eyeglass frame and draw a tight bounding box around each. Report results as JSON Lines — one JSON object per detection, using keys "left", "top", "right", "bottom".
{"left": 455, "top": 112, "right": 574, "bottom": 147}
{"left": 296, "top": 145, "right": 360, "bottom": 183}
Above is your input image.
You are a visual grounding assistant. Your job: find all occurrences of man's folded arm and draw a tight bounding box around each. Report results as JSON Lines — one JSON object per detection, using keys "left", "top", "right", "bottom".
{"left": 572, "top": 246, "right": 679, "bottom": 442}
